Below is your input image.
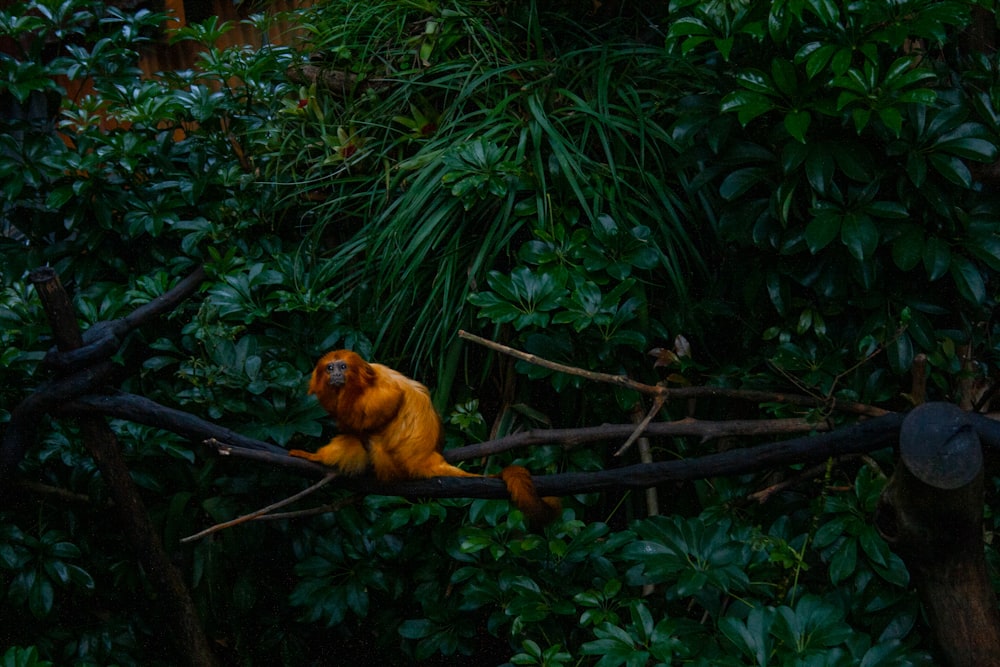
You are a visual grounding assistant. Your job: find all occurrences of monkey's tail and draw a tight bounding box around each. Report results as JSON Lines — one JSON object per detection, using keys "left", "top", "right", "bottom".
{"left": 499, "top": 465, "right": 561, "bottom": 528}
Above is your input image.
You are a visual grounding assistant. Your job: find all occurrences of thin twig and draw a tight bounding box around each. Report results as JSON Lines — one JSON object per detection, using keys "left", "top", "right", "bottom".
{"left": 457, "top": 330, "right": 889, "bottom": 418}
{"left": 181, "top": 471, "right": 337, "bottom": 543}
{"left": 747, "top": 460, "right": 852, "bottom": 504}
{"left": 615, "top": 395, "right": 666, "bottom": 457}
{"left": 251, "top": 495, "right": 360, "bottom": 521}
{"left": 459, "top": 329, "right": 657, "bottom": 392}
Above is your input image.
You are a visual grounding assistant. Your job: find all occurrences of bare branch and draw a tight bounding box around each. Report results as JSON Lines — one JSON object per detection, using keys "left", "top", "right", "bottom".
{"left": 615, "top": 395, "right": 666, "bottom": 457}
{"left": 61, "top": 392, "right": 288, "bottom": 455}
{"left": 458, "top": 330, "right": 889, "bottom": 418}
{"left": 199, "top": 412, "right": 904, "bottom": 500}
{"left": 181, "top": 471, "right": 337, "bottom": 543}
{"left": 458, "top": 329, "right": 655, "bottom": 392}
{"left": 56, "top": 391, "right": 830, "bottom": 465}
{"left": 747, "top": 460, "right": 850, "bottom": 504}
{"left": 446, "top": 417, "right": 829, "bottom": 462}
{"left": 252, "top": 495, "right": 360, "bottom": 521}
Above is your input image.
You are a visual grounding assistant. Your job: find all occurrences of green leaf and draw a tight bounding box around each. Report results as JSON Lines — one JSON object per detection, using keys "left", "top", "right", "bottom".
{"left": 897, "top": 88, "right": 937, "bottom": 105}
{"left": 858, "top": 526, "right": 890, "bottom": 567}
{"left": 398, "top": 619, "right": 433, "bottom": 639}
{"left": 805, "top": 149, "right": 834, "bottom": 193}
{"left": 715, "top": 36, "right": 735, "bottom": 61}
{"left": 922, "top": 237, "right": 951, "bottom": 280}
{"left": 830, "top": 47, "right": 853, "bottom": 76}
{"left": 950, "top": 256, "right": 986, "bottom": 304}
{"left": 0, "top": 646, "right": 53, "bottom": 667}
{"left": 878, "top": 107, "right": 904, "bottom": 136}
{"left": 840, "top": 214, "right": 878, "bottom": 261}
{"left": 966, "top": 235, "right": 1000, "bottom": 271}
{"left": 828, "top": 538, "right": 857, "bottom": 584}
{"left": 784, "top": 110, "right": 811, "bottom": 143}
{"left": 805, "top": 213, "right": 841, "bottom": 253}
{"left": 719, "top": 167, "right": 768, "bottom": 200}
{"left": 866, "top": 201, "right": 908, "bottom": 219}
{"left": 28, "top": 575, "right": 54, "bottom": 619}
{"left": 813, "top": 516, "right": 847, "bottom": 548}
{"left": 771, "top": 59, "right": 797, "bottom": 96}
{"left": 44, "top": 185, "right": 75, "bottom": 210}
{"left": 887, "top": 332, "right": 914, "bottom": 374}
{"left": 668, "top": 16, "right": 711, "bottom": 37}
{"left": 851, "top": 107, "right": 872, "bottom": 133}
{"left": 796, "top": 42, "right": 837, "bottom": 80}
{"left": 872, "top": 551, "right": 910, "bottom": 587}
{"left": 720, "top": 607, "right": 774, "bottom": 664}
{"left": 928, "top": 153, "right": 972, "bottom": 187}
{"left": 906, "top": 152, "right": 927, "bottom": 186}
{"left": 935, "top": 136, "right": 998, "bottom": 162}
{"left": 881, "top": 57, "right": 927, "bottom": 89}
{"left": 831, "top": 142, "right": 873, "bottom": 181}
{"left": 891, "top": 227, "right": 923, "bottom": 271}
{"left": 720, "top": 91, "right": 775, "bottom": 125}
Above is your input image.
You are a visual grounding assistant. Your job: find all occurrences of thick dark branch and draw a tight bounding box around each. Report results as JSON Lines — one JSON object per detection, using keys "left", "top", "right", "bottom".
{"left": 5, "top": 267, "right": 208, "bottom": 480}
{"left": 967, "top": 412, "right": 1000, "bottom": 450}
{"left": 122, "top": 266, "right": 207, "bottom": 329}
{"left": 52, "top": 391, "right": 898, "bottom": 500}
{"left": 43, "top": 266, "right": 206, "bottom": 371}
{"left": 214, "top": 412, "right": 905, "bottom": 500}
{"left": 58, "top": 392, "right": 828, "bottom": 464}
{"left": 61, "top": 392, "right": 287, "bottom": 455}
{"left": 536, "top": 412, "right": 903, "bottom": 496}
{"left": 1, "top": 362, "right": 114, "bottom": 484}
{"left": 447, "top": 417, "right": 828, "bottom": 462}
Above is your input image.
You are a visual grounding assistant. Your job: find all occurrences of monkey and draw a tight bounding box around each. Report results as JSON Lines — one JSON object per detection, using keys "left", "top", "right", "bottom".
{"left": 288, "top": 350, "right": 560, "bottom": 527}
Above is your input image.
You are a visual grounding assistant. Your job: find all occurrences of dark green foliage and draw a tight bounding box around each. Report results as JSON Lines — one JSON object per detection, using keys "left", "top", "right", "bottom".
{"left": 2, "top": 0, "right": 999, "bottom": 664}
{"left": 659, "top": 0, "right": 1000, "bottom": 408}
{"left": 0, "top": 647, "right": 52, "bottom": 667}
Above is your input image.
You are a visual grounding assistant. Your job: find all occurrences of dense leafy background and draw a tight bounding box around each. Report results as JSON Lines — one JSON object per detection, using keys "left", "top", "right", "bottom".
{"left": 2, "top": 0, "right": 999, "bottom": 664}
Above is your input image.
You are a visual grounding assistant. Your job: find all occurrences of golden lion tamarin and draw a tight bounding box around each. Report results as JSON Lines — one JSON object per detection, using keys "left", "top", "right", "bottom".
{"left": 288, "top": 350, "right": 560, "bottom": 526}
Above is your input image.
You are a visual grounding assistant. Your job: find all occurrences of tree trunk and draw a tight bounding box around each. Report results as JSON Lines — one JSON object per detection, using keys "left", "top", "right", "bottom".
{"left": 29, "top": 267, "right": 219, "bottom": 667}
{"left": 875, "top": 402, "right": 1000, "bottom": 667}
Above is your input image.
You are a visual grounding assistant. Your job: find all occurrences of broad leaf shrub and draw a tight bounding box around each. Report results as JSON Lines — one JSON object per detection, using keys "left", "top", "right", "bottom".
{"left": 1, "top": 0, "right": 338, "bottom": 662}
{"left": 661, "top": 0, "right": 1000, "bottom": 407}
{"left": 0, "top": 0, "right": 997, "bottom": 664}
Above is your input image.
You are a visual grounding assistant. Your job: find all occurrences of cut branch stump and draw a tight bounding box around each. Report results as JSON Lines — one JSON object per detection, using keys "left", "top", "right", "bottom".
{"left": 876, "top": 402, "right": 1000, "bottom": 667}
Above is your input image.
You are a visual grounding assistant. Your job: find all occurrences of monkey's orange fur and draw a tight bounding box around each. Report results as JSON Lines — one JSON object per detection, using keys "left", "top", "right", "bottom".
{"left": 288, "top": 350, "right": 559, "bottom": 526}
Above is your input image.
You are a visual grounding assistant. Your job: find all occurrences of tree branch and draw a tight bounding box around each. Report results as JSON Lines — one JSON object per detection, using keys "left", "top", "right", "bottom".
{"left": 23, "top": 266, "right": 218, "bottom": 667}
{"left": 62, "top": 392, "right": 288, "bottom": 455}
{"left": 457, "top": 330, "right": 889, "bottom": 418}
{"left": 446, "top": 416, "right": 829, "bottom": 462}
{"left": 56, "top": 391, "right": 831, "bottom": 467}
{"left": 198, "top": 412, "right": 906, "bottom": 500}
{"left": 43, "top": 266, "right": 206, "bottom": 371}
{"left": 180, "top": 471, "right": 337, "bottom": 543}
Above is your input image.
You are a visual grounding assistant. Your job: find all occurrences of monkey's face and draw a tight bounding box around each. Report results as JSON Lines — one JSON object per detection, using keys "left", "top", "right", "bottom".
{"left": 322, "top": 358, "right": 349, "bottom": 387}
{"left": 309, "top": 350, "right": 374, "bottom": 398}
